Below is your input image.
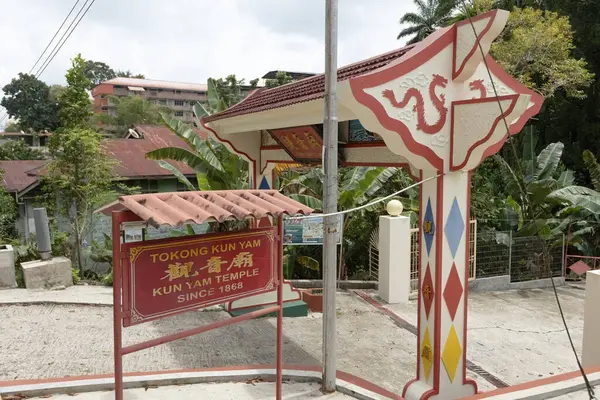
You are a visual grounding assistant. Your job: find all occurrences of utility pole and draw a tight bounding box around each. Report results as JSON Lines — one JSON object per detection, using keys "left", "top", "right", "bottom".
{"left": 322, "top": 0, "right": 338, "bottom": 392}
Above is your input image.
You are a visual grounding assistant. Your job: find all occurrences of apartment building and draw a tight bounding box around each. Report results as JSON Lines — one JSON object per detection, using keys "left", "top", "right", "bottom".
{"left": 92, "top": 77, "right": 208, "bottom": 125}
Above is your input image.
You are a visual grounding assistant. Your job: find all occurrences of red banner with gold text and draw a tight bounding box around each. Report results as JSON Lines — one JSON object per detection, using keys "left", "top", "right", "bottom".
{"left": 121, "top": 228, "right": 276, "bottom": 326}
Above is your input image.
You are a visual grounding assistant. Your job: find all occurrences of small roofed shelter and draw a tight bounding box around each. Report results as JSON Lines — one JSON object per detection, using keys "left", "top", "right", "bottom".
{"left": 105, "top": 189, "right": 312, "bottom": 400}
{"left": 102, "top": 190, "right": 312, "bottom": 227}
{"left": 196, "top": 10, "right": 544, "bottom": 400}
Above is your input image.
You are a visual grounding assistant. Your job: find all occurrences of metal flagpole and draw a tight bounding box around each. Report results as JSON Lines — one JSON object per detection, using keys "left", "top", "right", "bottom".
{"left": 322, "top": 0, "right": 339, "bottom": 392}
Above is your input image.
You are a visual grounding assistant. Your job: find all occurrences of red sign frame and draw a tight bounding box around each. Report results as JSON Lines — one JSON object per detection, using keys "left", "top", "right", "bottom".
{"left": 121, "top": 227, "right": 277, "bottom": 326}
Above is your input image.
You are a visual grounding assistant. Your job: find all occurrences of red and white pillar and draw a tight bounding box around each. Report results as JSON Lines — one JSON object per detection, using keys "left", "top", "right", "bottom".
{"left": 404, "top": 170, "right": 477, "bottom": 400}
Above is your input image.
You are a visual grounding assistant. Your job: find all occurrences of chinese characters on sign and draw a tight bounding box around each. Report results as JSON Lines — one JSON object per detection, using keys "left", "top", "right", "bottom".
{"left": 123, "top": 228, "right": 276, "bottom": 326}
{"left": 270, "top": 126, "right": 323, "bottom": 162}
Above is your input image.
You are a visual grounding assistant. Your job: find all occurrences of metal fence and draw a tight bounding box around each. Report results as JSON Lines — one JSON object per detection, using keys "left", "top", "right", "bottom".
{"left": 369, "top": 222, "right": 566, "bottom": 290}
{"left": 409, "top": 220, "right": 477, "bottom": 292}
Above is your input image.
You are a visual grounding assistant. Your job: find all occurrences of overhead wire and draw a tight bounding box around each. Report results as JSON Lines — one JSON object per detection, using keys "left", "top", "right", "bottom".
{"left": 0, "top": 0, "right": 95, "bottom": 127}
{"left": 29, "top": 0, "right": 82, "bottom": 75}
{"left": 35, "top": 0, "right": 96, "bottom": 78}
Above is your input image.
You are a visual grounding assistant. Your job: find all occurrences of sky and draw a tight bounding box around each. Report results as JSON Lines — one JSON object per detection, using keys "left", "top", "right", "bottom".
{"left": 0, "top": 0, "right": 416, "bottom": 94}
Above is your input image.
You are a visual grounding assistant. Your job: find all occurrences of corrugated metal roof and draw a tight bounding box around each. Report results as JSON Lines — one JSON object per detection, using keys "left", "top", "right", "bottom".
{"left": 0, "top": 160, "right": 46, "bottom": 193}
{"left": 103, "top": 124, "right": 207, "bottom": 178}
{"left": 102, "top": 77, "right": 208, "bottom": 92}
{"left": 111, "top": 190, "right": 313, "bottom": 227}
{"left": 204, "top": 45, "right": 414, "bottom": 122}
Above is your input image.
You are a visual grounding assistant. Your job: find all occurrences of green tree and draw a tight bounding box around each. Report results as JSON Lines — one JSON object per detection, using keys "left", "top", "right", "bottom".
{"left": 491, "top": 7, "right": 594, "bottom": 99}
{"left": 84, "top": 60, "right": 116, "bottom": 89}
{"left": 4, "top": 120, "right": 21, "bottom": 133}
{"left": 206, "top": 75, "right": 248, "bottom": 113}
{"left": 116, "top": 70, "right": 145, "bottom": 79}
{"left": 0, "top": 140, "right": 44, "bottom": 160}
{"left": 49, "top": 85, "right": 66, "bottom": 103}
{"left": 44, "top": 127, "right": 116, "bottom": 272}
{"left": 265, "top": 72, "right": 294, "bottom": 88}
{"left": 58, "top": 54, "right": 93, "bottom": 129}
{"left": 101, "top": 95, "right": 171, "bottom": 129}
{"left": 1, "top": 73, "right": 59, "bottom": 133}
{"left": 0, "top": 170, "right": 18, "bottom": 240}
{"left": 398, "top": 0, "right": 456, "bottom": 44}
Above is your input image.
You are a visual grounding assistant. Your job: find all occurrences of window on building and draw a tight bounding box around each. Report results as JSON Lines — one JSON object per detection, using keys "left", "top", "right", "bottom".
{"left": 159, "top": 99, "right": 167, "bottom": 105}
{"left": 175, "top": 111, "right": 184, "bottom": 117}
{"left": 174, "top": 100, "right": 184, "bottom": 106}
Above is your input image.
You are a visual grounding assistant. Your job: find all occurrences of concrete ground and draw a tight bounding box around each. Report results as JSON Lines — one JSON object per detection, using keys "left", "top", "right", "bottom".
{"left": 26, "top": 381, "right": 351, "bottom": 399}
{"left": 0, "top": 284, "right": 588, "bottom": 396}
{"left": 552, "top": 385, "right": 598, "bottom": 399}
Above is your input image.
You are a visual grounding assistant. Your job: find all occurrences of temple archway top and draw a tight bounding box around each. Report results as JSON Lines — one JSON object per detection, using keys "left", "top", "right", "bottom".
{"left": 202, "top": 9, "right": 543, "bottom": 173}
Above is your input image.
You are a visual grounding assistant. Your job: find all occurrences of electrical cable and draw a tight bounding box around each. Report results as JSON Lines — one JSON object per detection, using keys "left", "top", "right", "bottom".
{"left": 36, "top": 0, "right": 96, "bottom": 78}
{"left": 0, "top": 0, "right": 88, "bottom": 127}
{"left": 29, "top": 0, "right": 82, "bottom": 74}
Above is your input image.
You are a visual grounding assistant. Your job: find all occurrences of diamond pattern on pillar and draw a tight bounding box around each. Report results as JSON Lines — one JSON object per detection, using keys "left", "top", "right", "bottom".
{"left": 421, "top": 326, "right": 433, "bottom": 382}
{"left": 423, "top": 198, "right": 435, "bottom": 257}
{"left": 422, "top": 264, "right": 434, "bottom": 318}
{"left": 441, "top": 324, "right": 462, "bottom": 383}
{"left": 259, "top": 177, "right": 270, "bottom": 189}
{"left": 443, "top": 262, "right": 463, "bottom": 321}
{"left": 444, "top": 197, "right": 465, "bottom": 258}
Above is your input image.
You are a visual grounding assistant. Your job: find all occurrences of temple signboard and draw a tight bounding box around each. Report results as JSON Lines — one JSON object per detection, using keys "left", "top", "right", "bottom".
{"left": 122, "top": 228, "right": 276, "bottom": 326}
{"left": 270, "top": 126, "right": 323, "bottom": 163}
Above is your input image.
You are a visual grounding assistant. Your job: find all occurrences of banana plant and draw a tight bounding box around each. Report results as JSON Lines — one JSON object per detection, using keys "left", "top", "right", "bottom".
{"left": 279, "top": 166, "right": 405, "bottom": 278}
{"left": 145, "top": 114, "right": 248, "bottom": 191}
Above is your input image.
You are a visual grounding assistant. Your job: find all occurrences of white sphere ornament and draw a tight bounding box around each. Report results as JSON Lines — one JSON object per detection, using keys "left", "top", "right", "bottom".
{"left": 386, "top": 199, "right": 404, "bottom": 216}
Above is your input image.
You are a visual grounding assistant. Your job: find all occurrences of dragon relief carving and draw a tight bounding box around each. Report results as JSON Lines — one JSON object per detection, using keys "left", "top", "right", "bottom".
{"left": 469, "top": 79, "right": 487, "bottom": 99}
{"left": 382, "top": 74, "right": 449, "bottom": 134}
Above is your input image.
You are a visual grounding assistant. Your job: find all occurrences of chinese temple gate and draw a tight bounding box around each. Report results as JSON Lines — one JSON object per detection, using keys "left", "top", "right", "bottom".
{"left": 199, "top": 10, "right": 543, "bottom": 400}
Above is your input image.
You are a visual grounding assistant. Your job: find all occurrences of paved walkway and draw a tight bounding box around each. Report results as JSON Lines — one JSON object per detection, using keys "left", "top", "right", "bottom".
{"left": 0, "top": 284, "right": 588, "bottom": 396}
{"left": 26, "top": 381, "right": 351, "bottom": 399}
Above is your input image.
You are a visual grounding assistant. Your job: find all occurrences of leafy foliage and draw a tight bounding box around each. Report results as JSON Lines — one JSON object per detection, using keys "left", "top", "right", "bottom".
{"left": 279, "top": 166, "right": 403, "bottom": 278}
{"left": 1, "top": 73, "right": 59, "bottom": 133}
{"left": 84, "top": 60, "right": 116, "bottom": 89}
{"left": 57, "top": 54, "right": 93, "bottom": 129}
{"left": 4, "top": 120, "right": 21, "bottom": 132}
{"left": 116, "top": 70, "right": 145, "bottom": 79}
{"left": 99, "top": 95, "right": 171, "bottom": 129}
{"left": 146, "top": 114, "right": 248, "bottom": 191}
{"left": 43, "top": 128, "right": 116, "bottom": 271}
{"left": 0, "top": 140, "right": 44, "bottom": 160}
{"left": 397, "top": 0, "right": 456, "bottom": 43}
{"left": 265, "top": 72, "right": 294, "bottom": 88}
{"left": 0, "top": 170, "right": 17, "bottom": 240}
{"left": 491, "top": 7, "right": 594, "bottom": 99}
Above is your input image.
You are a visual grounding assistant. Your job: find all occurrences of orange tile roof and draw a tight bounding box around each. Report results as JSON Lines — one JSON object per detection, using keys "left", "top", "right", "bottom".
{"left": 103, "top": 190, "right": 313, "bottom": 227}
{"left": 204, "top": 45, "right": 414, "bottom": 122}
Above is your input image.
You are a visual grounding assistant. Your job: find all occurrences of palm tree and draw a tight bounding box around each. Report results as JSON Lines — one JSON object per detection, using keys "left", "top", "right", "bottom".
{"left": 398, "top": 0, "right": 457, "bottom": 44}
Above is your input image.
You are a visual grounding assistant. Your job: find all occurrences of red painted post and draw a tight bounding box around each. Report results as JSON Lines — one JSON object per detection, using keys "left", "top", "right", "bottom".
{"left": 112, "top": 211, "right": 124, "bottom": 400}
{"left": 122, "top": 305, "right": 281, "bottom": 355}
{"left": 276, "top": 215, "right": 284, "bottom": 400}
